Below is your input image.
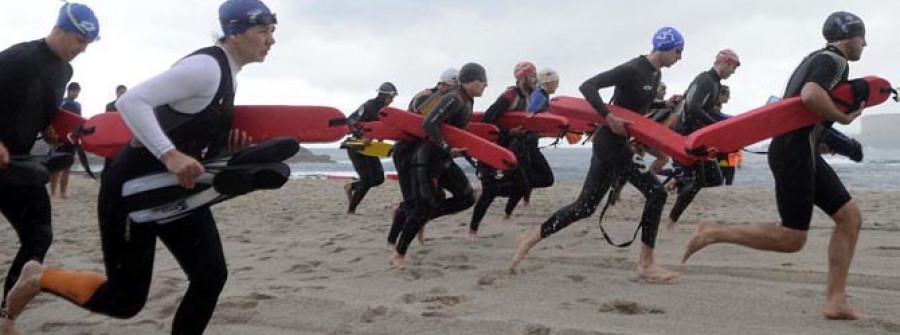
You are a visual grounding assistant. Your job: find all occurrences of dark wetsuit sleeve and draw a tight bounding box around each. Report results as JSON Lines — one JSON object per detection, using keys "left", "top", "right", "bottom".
{"left": 804, "top": 55, "right": 841, "bottom": 91}
{"left": 579, "top": 64, "right": 631, "bottom": 117}
{"left": 683, "top": 78, "right": 719, "bottom": 132}
{"left": 481, "top": 93, "right": 512, "bottom": 125}
{"left": 423, "top": 94, "right": 460, "bottom": 150}
{"left": 0, "top": 53, "right": 29, "bottom": 146}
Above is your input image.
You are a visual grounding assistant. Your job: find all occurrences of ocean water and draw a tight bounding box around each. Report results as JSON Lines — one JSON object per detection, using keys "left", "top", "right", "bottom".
{"left": 294, "top": 146, "right": 900, "bottom": 192}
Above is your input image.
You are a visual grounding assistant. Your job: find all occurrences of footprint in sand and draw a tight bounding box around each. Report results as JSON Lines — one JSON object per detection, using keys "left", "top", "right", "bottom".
{"left": 785, "top": 288, "right": 819, "bottom": 298}
{"left": 284, "top": 261, "right": 323, "bottom": 274}
{"left": 39, "top": 321, "right": 106, "bottom": 333}
{"left": 521, "top": 324, "right": 551, "bottom": 335}
{"left": 599, "top": 300, "right": 666, "bottom": 315}
{"left": 868, "top": 245, "right": 900, "bottom": 257}
{"left": 565, "top": 274, "right": 586, "bottom": 283}
{"left": 213, "top": 295, "right": 263, "bottom": 324}
{"left": 854, "top": 318, "right": 900, "bottom": 333}
{"left": 396, "top": 267, "right": 444, "bottom": 281}
{"left": 401, "top": 287, "right": 472, "bottom": 317}
{"left": 361, "top": 305, "right": 388, "bottom": 323}
{"left": 555, "top": 330, "right": 615, "bottom": 335}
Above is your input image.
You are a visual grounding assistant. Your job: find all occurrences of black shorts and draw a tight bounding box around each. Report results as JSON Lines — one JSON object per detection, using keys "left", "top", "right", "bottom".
{"left": 769, "top": 132, "right": 851, "bottom": 231}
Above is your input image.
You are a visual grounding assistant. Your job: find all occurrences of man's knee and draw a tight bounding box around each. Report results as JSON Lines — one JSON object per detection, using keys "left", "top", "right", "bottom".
{"left": 776, "top": 228, "right": 808, "bottom": 253}
{"left": 832, "top": 200, "right": 862, "bottom": 231}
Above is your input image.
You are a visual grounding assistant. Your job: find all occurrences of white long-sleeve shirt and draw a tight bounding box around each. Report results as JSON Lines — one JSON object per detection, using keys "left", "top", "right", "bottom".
{"left": 116, "top": 46, "right": 239, "bottom": 158}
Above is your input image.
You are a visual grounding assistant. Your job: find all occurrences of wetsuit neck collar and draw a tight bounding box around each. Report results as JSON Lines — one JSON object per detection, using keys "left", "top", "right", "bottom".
{"left": 458, "top": 86, "right": 474, "bottom": 102}
{"left": 640, "top": 55, "right": 661, "bottom": 71}
{"left": 708, "top": 67, "right": 722, "bottom": 81}
{"left": 40, "top": 38, "right": 67, "bottom": 63}
{"left": 823, "top": 45, "right": 848, "bottom": 59}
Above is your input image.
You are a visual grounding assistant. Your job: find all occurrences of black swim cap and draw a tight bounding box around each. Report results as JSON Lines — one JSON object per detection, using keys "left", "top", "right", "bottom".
{"left": 459, "top": 63, "right": 486, "bottom": 84}
{"left": 823, "top": 11, "right": 865, "bottom": 42}
{"left": 377, "top": 82, "right": 398, "bottom": 96}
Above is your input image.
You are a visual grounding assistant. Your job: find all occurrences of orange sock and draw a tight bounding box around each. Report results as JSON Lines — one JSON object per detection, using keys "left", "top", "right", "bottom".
{"left": 40, "top": 268, "right": 107, "bottom": 305}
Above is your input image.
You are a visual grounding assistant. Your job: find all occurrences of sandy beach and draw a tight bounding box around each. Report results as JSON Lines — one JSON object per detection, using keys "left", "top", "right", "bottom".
{"left": 2, "top": 176, "right": 899, "bottom": 334}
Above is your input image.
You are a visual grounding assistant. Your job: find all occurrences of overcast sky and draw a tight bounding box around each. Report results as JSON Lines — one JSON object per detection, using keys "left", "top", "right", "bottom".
{"left": 3, "top": 1, "right": 898, "bottom": 144}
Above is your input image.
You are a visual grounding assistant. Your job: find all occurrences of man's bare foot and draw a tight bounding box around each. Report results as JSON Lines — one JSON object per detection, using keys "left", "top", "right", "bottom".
{"left": 5, "top": 261, "right": 43, "bottom": 320}
{"left": 59, "top": 194, "right": 68, "bottom": 200}
{"left": 637, "top": 263, "right": 680, "bottom": 282}
{"left": 509, "top": 230, "right": 541, "bottom": 274}
{"left": 502, "top": 213, "right": 511, "bottom": 221}
{"left": 523, "top": 200, "right": 529, "bottom": 208}
{"left": 467, "top": 229, "right": 478, "bottom": 241}
{"left": 822, "top": 300, "right": 866, "bottom": 320}
{"left": 665, "top": 218, "right": 677, "bottom": 231}
{"left": 0, "top": 318, "right": 21, "bottom": 335}
{"left": 682, "top": 221, "right": 714, "bottom": 263}
{"left": 386, "top": 242, "right": 396, "bottom": 252}
{"left": 417, "top": 229, "right": 426, "bottom": 246}
{"left": 390, "top": 252, "right": 407, "bottom": 268}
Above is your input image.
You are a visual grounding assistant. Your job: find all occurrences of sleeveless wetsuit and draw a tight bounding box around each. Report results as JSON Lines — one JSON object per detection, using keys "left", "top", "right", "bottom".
{"left": 771, "top": 45, "right": 851, "bottom": 230}
{"left": 43, "top": 46, "right": 237, "bottom": 335}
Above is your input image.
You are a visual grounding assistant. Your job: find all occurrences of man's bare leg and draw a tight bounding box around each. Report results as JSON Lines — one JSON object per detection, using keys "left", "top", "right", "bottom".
{"left": 683, "top": 221, "right": 807, "bottom": 263}
{"left": 417, "top": 228, "right": 426, "bottom": 245}
{"left": 48, "top": 172, "right": 59, "bottom": 198}
{"left": 509, "top": 227, "right": 543, "bottom": 274}
{"left": 59, "top": 169, "right": 70, "bottom": 199}
{"left": 822, "top": 200, "right": 865, "bottom": 320}
{"left": 636, "top": 243, "right": 679, "bottom": 281}
{"left": 343, "top": 183, "right": 354, "bottom": 214}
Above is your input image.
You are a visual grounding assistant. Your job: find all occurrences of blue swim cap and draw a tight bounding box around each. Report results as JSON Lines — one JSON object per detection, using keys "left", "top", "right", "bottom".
{"left": 652, "top": 27, "right": 684, "bottom": 51}
{"left": 56, "top": 3, "right": 100, "bottom": 42}
{"left": 219, "top": 0, "right": 277, "bottom": 37}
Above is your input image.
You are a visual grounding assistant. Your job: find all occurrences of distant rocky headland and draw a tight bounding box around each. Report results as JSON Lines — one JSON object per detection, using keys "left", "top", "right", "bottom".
{"left": 31, "top": 141, "right": 334, "bottom": 167}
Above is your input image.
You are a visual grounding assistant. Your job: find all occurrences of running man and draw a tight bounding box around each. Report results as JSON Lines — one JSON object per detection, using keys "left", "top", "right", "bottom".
{"left": 683, "top": 11, "right": 868, "bottom": 320}
{"left": 666, "top": 49, "right": 740, "bottom": 229}
{"left": 510, "top": 27, "right": 685, "bottom": 281}
{"left": 391, "top": 63, "right": 486, "bottom": 267}
{"left": 0, "top": 3, "right": 98, "bottom": 334}
{"left": 468, "top": 62, "right": 536, "bottom": 239}
{"left": 388, "top": 68, "right": 458, "bottom": 250}
{"left": 4, "top": 1, "right": 276, "bottom": 333}
{"left": 344, "top": 82, "right": 398, "bottom": 214}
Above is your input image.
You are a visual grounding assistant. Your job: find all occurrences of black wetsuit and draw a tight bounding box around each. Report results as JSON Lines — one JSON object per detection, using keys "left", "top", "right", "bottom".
{"left": 668, "top": 68, "right": 724, "bottom": 222}
{"left": 345, "top": 98, "right": 388, "bottom": 213}
{"left": 387, "top": 88, "right": 437, "bottom": 245}
{"left": 770, "top": 45, "right": 851, "bottom": 230}
{"left": 0, "top": 39, "right": 72, "bottom": 307}
{"left": 74, "top": 47, "right": 233, "bottom": 335}
{"left": 538, "top": 56, "right": 667, "bottom": 248}
{"left": 469, "top": 87, "right": 532, "bottom": 232}
{"left": 394, "top": 87, "right": 476, "bottom": 255}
